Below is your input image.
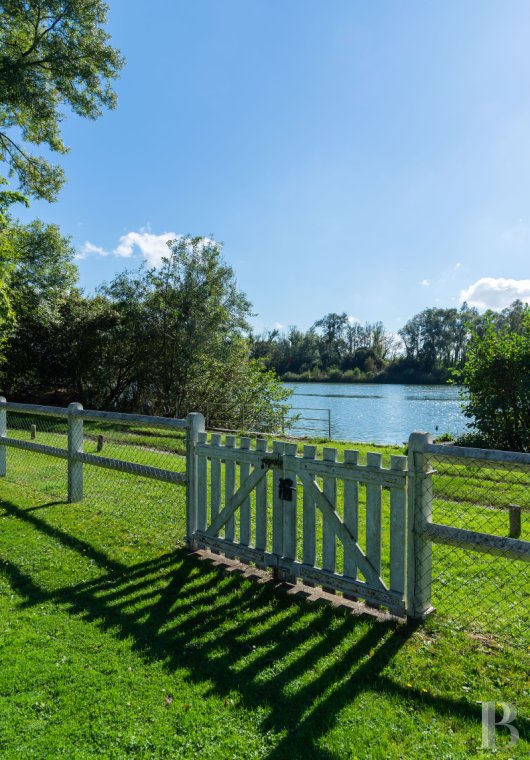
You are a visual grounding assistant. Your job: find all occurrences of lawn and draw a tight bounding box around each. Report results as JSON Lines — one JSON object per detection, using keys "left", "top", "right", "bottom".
{"left": 0, "top": 421, "right": 529, "bottom": 758}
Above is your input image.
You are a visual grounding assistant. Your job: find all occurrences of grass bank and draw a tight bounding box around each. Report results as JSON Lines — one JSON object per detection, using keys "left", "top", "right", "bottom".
{"left": 0, "top": 424, "right": 529, "bottom": 758}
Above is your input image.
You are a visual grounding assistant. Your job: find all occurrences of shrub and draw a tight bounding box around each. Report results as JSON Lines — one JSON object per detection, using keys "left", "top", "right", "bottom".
{"left": 459, "top": 310, "right": 530, "bottom": 452}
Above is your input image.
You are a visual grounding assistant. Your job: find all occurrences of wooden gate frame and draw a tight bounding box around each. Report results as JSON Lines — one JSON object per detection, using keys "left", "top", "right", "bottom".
{"left": 188, "top": 430, "right": 409, "bottom": 615}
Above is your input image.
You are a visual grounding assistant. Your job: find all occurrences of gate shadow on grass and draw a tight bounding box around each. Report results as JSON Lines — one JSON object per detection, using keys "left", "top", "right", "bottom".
{"left": 2, "top": 497, "right": 528, "bottom": 758}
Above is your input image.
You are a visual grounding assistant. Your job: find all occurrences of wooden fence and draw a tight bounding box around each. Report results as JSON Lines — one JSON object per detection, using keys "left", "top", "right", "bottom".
{"left": 0, "top": 397, "right": 197, "bottom": 505}
{"left": 2, "top": 398, "right": 529, "bottom": 623}
{"left": 188, "top": 432, "right": 409, "bottom": 615}
{"left": 408, "top": 433, "right": 530, "bottom": 618}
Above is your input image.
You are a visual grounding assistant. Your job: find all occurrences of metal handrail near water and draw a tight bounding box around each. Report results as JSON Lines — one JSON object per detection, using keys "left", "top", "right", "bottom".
{"left": 284, "top": 406, "right": 331, "bottom": 439}
{"left": 204, "top": 402, "right": 332, "bottom": 439}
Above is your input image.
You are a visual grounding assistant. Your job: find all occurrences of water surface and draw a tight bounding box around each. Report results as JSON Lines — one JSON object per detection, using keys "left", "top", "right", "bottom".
{"left": 284, "top": 383, "right": 469, "bottom": 444}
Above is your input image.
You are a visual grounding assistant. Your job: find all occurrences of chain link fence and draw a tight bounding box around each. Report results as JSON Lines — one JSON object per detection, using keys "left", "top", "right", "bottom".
{"left": 5, "top": 411, "right": 68, "bottom": 498}
{"left": 2, "top": 409, "right": 189, "bottom": 542}
{"left": 427, "top": 449, "right": 530, "bottom": 645}
{"left": 81, "top": 421, "right": 187, "bottom": 530}
{"left": 2, "top": 403, "right": 529, "bottom": 644}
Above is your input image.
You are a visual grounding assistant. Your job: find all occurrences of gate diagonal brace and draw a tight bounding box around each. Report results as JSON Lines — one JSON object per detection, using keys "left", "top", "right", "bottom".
{"left": 205, "top": 463, "right": 270, "bottom": 537}
{"left": 298, "top": 471, "right": 388, "bottom": 592}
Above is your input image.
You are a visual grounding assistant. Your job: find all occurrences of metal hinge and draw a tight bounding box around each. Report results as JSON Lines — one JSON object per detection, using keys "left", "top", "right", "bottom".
{"left": 260, "top": 456, "right": 283, "bottom": 469}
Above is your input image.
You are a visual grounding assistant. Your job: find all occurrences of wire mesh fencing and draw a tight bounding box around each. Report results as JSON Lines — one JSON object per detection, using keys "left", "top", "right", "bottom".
{"left": 0, "top": 407, "right": 190, "bottom": 542}
{"left": 2, "top": 401, "right": 529, "bottom": 644}
{"left": 81, "top": 421, "right": 188, "bottom": 537}
{"left": 4, "top": 411, "right": 68, "bottom": 498}
{"left": 427, "top": 450, "right": 530, "bottom": 645}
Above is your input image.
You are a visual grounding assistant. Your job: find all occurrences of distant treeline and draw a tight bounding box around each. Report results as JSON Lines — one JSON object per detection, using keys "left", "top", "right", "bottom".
{"left": 250, "top": 301, "right": 529, "bottom": 384}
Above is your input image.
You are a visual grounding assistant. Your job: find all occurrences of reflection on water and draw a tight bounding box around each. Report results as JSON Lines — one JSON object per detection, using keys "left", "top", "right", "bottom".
{"left": 284, "top": 383, "right": 469, "bottom": 445}
{"left": 295, "top": 392, "right": 384, "bottom": 399}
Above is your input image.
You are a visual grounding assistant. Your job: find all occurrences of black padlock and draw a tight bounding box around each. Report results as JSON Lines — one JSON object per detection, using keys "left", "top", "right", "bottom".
{"left": 278, "top": 477, "right": 295, "bottom": 502}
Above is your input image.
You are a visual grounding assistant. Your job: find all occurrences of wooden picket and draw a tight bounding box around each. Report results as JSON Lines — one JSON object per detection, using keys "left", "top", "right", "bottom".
{"left": 191, "top": 433, "right": 408, "bottom": 615}
{"left": 4, "top": 397, "right": 528, "bottom": 624}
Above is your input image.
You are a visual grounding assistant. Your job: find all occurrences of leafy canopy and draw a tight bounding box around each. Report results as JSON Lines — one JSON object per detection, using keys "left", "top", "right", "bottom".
{"left": 0, "top": 217, "right": 77, "bottom": 373}
{"left": 0, "top": 187, "right": 28, "bottom": 329}
{"left": 0, "top": 0, "right": 123, "bottom": 201}
{"left": 459, "top": 308, "right": 530, "bottom": 452}
{"left": 1, "top": 235, "right": 292, "bottom": 431}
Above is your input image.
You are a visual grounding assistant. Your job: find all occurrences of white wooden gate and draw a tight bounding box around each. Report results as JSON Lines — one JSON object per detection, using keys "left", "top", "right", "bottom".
{"left": 187, "top": 432, "right": 408, "bottom": 615}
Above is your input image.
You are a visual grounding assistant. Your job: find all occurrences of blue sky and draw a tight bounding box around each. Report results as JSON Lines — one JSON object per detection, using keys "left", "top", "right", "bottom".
{"left": 17, "top": 0, "right": 530, "bottom": 332}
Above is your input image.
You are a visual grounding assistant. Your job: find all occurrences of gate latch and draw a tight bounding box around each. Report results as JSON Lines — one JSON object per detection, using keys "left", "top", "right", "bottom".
{"left": 278, "top": 477, "right": 295, "bottom": 502}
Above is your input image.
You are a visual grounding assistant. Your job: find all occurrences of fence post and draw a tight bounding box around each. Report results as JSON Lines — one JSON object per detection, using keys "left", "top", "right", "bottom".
{"left": 185, "top": 412, "right": 205, "bottom": 548}
{"left": 509, "top": 505, "right": 522, "bottom": 538}
{"left": 68, "top": 402, "right": 84, "bottom": 503}
{"left": 0, "top": 396, "right": 6, "bottom": 477}
{"left": 407, "top": 431, "right": 434, "bottom": 619}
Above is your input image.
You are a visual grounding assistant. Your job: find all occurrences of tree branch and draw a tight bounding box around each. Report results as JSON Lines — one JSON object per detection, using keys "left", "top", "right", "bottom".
{"left": 21, "top": 10, "right": 67, "bottom": 59}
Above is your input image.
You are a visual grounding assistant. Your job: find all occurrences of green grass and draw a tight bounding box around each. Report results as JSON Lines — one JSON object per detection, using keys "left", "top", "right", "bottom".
{"left": 3, "top": 422, "right": 529, "bottom": 639}
{"left": 1, "top": 426, "right": 530, "bottom": 757}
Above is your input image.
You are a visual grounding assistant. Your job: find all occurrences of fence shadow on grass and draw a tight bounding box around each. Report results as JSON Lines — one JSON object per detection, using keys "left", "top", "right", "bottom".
{"left": 2, "top": 496, "right": 528, "bottom": 758}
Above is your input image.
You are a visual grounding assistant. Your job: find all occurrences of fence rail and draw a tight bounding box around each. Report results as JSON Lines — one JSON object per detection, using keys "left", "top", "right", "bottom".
{"left": 204, "top": 402, "right": 332, "bottom": 439}
{"left": 409, "top": 434, "right": 530, "bottom": 640}
{"left": 0, "top": 397, "right": 194, "bottom": 502}
{"left": 1, "top": 398, "right": 528, "bottom": 641}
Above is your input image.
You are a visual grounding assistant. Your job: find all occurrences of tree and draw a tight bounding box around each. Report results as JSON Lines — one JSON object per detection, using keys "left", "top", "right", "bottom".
{"left": 94, "top": 236, "right": 291, "bottom": 424}
{"left": 0, "top": 0, "right": 123, "bottom": 202}
{"left": 142, "top": 236, "right": 253, "bottom": 416}
{"left": 0, "top": 191, "right": 26, "bottom": 333}
{"left": 7, "top": 218, "right": 77, "bottom": 314}
{"left": 459, "top": 309, "right": 530, "bottom": 451}
{"left": 1, "top": 234, "right": 292, "bottom": 424}
{"left": 1, "top": 219, "right": 78, "bottom": 395}
{"left": 399, "top": 305, "right": 479, "bottom": 371}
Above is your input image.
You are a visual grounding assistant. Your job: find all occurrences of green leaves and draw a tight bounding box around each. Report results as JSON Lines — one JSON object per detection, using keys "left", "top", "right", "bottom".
{"left": 460, "top": 310, "right": 530, "bottom": 451}
{"left": 0, "top": 0, "right": 123, "bottom": 201}
{"left": 0, "top": 217, "right": 77, "bottom": 386}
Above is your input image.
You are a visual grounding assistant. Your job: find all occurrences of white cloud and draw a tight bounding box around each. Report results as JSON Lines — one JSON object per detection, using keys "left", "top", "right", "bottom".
{"left": 460, "top": 277, "right": 530, "bottom": 310}
{"left": 273, "top": 322, "right": 285, "bottom": 330}
{"left": 76, "top": 230, "right": 220, "bottom": 268}
{"left": 114, "top": 230, "right": 177, "bottom": 267}
{"left": 347, "top": 315, "right": 360, "bottom": 324}
{"left": 419, "top": 279, "right": 430, "bottom": 287}
{"left": 76, "top": 241, "right": 109, "bottom": 260}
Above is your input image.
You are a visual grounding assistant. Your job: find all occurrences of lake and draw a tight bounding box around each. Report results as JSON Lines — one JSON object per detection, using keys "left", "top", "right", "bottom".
{"left": 283, "top": 383, "right": 469, "bottom": 445}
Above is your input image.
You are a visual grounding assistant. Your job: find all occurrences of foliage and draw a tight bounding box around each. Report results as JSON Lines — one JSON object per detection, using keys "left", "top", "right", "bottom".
{"left": 7, "top": 218, "right": 78, "bottom": 314}
{"left": 458, "top": 308, "right": 530, "bottom": 451}
{"left": 398, "top": 304, "right": 479, "bottom": 371}
{"left": 1, "top": 235, "right": 291, "bottom": 429}
{"left": 433, "top": 431, "right": 455, "bottom": 443}
{"left": 252, "top": 301, "right": 530, "bottom": 385}
{"left": 0, "top": 0, "right": 123, "bottom": 201}
{"left": 187, "top": 345, "right": 291, "bottom": 433}
{"left": 252, "top": 315, "right": 400, "bottom": 380}
{"left": 0, "top": 1, "right": 121, "bottom": 344}
{"left": 0, "top": 216, "right": 76, "bottom": 371}
{"left": 0, "top": 186, "right": 28, "bottom": 332}
{"left": 140, "top": 237, "right": 253, "bottom": 416}
{"left": 83, "top": 236, "right": 278, "bottom": 420}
